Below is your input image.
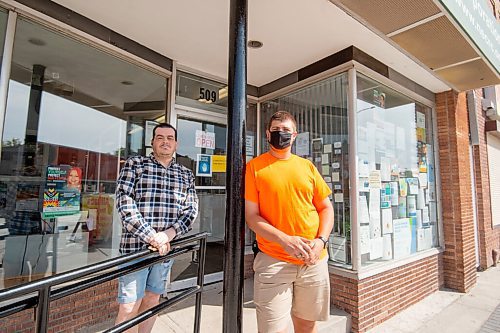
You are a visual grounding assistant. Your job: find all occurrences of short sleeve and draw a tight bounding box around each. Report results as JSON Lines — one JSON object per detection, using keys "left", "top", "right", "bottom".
{"left": 311, "top": 163, "right": 332, "bottom": 208}
{"left": 245, "top": 161, "right": 259, "bottom": 203}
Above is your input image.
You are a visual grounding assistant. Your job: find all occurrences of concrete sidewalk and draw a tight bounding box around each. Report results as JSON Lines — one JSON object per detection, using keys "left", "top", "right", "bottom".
{"left": 152, "top": 265, "right": 500, "bottom": 333}
{"left": 367, "top": 265, "right": 500, "bottom": 333}
{"left": 153, "top": 278, "right": 350, "bottom": 333}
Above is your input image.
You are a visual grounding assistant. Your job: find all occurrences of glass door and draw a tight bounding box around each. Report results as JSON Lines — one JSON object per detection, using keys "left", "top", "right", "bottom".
{"left": 169, "top": 114, "right": 227, "bottom": 289}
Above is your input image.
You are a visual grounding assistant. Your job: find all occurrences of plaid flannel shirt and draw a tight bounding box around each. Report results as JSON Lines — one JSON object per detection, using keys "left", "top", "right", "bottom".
{"left": 116, "top": 153, "right": 198, "bottom": 254}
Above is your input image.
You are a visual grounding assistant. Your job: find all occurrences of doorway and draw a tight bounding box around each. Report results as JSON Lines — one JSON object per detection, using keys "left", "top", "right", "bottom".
{"left": 169, "top": 107, "right": 227, "bottom": 290}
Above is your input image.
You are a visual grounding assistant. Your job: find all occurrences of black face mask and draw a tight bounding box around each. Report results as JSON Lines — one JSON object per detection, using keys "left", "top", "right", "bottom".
{"left": 269, "top": 130, "right": 292, "bottom": 149}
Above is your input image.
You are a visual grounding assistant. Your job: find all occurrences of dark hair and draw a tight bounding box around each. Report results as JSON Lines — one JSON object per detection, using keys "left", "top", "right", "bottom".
{"left": 267, "top": 111, "right": 297, "bottom": 131}
{"left": 152, "top": 123, "right": 177, "bottom": 141}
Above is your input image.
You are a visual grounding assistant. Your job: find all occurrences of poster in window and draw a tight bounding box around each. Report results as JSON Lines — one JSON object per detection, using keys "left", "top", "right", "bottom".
{"left": 212, "top": 155, "right": 226, "bottom": 173}
{"left": 42, "top": 165, "right": 81, "bottom": 218}
{"left": 246, "top": 135, "right": 255, "bottom": 157}
{"left": 295, "top": 132, "right": 310, "bottom": 156}
{"left": 393, "top": 218, "right": 412, "bottom": 259}
{"left": 196, "top": 154, "right": 212, "bottom": 177}
{"left": 311, "top": 138, "right": 323, "bottom": 153}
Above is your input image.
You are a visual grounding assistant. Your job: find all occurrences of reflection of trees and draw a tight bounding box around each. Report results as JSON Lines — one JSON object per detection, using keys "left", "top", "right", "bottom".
{"left": 113, "top": 147, "right": 126, "bottom": 157}
{"left": 2, "top": 138, "right": 22, "bottom": 147}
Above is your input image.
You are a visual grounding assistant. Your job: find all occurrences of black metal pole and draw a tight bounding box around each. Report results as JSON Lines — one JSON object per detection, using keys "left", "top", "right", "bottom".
{"left": 223, "top": 0, "right": 247, "bottom": 332}
{"left": 194, "top": 237, "right": 206, "bottom": 333}
{"left": 36, "top": 286, "right": 50, "bottom": 333}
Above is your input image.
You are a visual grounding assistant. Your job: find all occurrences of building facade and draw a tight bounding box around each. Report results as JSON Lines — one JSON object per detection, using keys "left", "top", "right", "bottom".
{"left": 0, "top": 0, "right": 498, "bottom": 332}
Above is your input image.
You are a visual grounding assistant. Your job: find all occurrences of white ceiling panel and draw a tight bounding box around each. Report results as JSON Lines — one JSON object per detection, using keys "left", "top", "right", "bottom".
{"left": 51, "top": 0, "right": 450, "bottom": 92}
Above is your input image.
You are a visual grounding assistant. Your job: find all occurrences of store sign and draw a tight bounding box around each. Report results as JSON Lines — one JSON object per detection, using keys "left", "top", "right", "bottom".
{"left": 195, "top": 130, "right": 215, "bottom": 149}
{"left": 438, "top": 0, "right": 499, "bottom": 72}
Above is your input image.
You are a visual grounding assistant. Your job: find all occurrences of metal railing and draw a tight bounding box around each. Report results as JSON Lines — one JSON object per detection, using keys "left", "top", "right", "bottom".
{"left": 0, "top": 232, "right": 208, "bottom": 333}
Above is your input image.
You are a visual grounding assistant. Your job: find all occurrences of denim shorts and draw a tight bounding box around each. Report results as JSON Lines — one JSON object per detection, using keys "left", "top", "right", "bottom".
{"left": 117, "top": 259, "right": 174, "bottom": 304}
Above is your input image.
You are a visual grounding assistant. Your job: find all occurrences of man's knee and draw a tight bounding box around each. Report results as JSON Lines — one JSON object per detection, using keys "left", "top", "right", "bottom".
{"left": 118, "top": 301, "right": 141, "bottom": 316}
{"left": 292, "top": 315, "right": 316, "bottom": 330}
{"left": 142, "top": 291, "right": 161, "bottom": 307}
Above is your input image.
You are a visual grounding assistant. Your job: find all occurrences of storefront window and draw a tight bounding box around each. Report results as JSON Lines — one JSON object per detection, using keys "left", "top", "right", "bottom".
{"left": 260, "top": 72, "right": 350, "bottom": 266}
{"left": 0, "top": 17, "right": 167, "bottom": 288}
{"left": 356, "top": 74, "right": 439, "bottom": 267}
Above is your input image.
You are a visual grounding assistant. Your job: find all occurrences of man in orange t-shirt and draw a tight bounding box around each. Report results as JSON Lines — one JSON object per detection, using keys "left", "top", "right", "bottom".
{"left": 245, "top": 111, "right": 334, "bottom": 333}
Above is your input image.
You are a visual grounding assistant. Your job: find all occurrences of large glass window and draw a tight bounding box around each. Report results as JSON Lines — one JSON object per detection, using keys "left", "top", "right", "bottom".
{"left": 260, "top": 73, "right": 351, "bottom": 266}
{"left": 0, "top": 17, "right": 168, "bottom": 288}
{"left": 356, "top": 74, "right": 439, "bottom": 267}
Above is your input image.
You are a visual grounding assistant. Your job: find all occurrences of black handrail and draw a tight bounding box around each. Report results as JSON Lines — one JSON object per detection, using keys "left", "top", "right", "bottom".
{"left": 0, "top": 232, "right": 208, "bottom": 333}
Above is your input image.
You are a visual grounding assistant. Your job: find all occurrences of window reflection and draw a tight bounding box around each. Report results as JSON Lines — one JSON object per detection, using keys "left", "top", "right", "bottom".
{"left": 0, "top": 17, "right": 167, "bottom": 288}
{"left": 356, "top": 74, "right": 438, "bottom": 267}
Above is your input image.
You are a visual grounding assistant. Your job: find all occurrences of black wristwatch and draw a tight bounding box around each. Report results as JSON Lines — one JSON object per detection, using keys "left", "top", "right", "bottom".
{"left": 317, "top": 236, "right": 328, "bottom": 249}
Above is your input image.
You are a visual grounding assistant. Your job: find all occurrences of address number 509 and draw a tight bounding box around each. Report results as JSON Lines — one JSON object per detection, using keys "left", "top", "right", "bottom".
{"left": 199, "top": 87, "right": 217, "bottom": 103}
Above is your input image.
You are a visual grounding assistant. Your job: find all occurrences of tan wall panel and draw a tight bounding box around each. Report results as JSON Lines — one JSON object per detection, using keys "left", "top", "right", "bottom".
{"left": 391, "top": 16, "right": 478, "bottom": 70}
{"left": 436, "top": 59, "right": 499, "bottom": 91}
{"left": 336, "top": 0, "right": 441, "bottom": 34}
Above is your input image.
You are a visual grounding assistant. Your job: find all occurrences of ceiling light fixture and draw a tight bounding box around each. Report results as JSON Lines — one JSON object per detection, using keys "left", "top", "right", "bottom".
{"left": 247, "top": 40, "right": 263, "bottom": 49}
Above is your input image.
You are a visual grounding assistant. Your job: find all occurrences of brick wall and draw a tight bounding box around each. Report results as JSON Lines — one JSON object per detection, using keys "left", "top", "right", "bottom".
{"left": 435, "top": 90, "right": 477, "bottom": 292}
{"left": 469, "top": 89, "right": 500, "bottom": 269}
{"left": 0, "top": 280, "right": 118, "bottom": 333}
{"left": 331, "top": 254, "right": 442, "bottom": 333}
{"left": 330, "top": 273, "right": 359, "bottom": 330}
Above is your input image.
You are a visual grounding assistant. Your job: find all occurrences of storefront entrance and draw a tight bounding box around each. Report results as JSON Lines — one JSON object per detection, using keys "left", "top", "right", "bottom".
{"left": 168, "top": 107, "right": 227, "bottom": 290}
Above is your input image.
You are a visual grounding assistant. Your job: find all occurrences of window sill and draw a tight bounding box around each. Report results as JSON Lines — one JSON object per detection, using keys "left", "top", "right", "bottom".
{"left": 328, "top": 247, "right": 443, "bottom": 280}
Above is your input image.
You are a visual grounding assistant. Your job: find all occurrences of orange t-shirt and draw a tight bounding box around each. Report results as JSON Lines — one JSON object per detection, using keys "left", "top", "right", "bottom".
{"left": 245, "top": 152, "right": 332, "bottom": 264}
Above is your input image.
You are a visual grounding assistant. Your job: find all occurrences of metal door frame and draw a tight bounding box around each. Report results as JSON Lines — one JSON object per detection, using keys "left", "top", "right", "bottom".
{"left": 168, "top": 104, "right": 228, "bottom": 291}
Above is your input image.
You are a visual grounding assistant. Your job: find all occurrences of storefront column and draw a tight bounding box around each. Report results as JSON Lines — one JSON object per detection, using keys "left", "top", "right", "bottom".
{"left": 223, "top": 0, "right": 247, "bottom": 332}
{"left": 435, "top": 90, "right": 477, "bottom": 292}
{"left": 468, "top": 89, "right": 496, "bottom": 269}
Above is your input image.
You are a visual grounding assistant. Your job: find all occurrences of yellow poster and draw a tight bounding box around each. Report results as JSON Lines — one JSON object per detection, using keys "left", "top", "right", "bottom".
{"left": 82, "top": 194, "right": 114, "bottom": 241}
{"left": 212, "top": 155, "right": 227, "bottom": 172}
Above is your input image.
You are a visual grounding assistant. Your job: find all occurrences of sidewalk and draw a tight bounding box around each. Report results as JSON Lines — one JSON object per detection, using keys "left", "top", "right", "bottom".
{"left": 367, "top": 265, "right": 500, "bottom": 333}
{"left": 153, "top": 278, "right": 350, "bottom": 333}
{"left": 152, "top": 265, "right": 500, "bottom": 333}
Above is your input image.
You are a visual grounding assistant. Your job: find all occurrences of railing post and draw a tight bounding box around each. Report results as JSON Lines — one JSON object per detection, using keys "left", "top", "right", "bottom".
{"left": 36, "top": 286, "right": 50, "bottom": 333}
{"left": 193, "top": 237, "right": 206, "bottom": 333}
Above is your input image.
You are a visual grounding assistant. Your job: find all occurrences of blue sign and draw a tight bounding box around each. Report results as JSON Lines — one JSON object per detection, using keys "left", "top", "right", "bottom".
{"left": 196, "top": 154, "right": 212, "bottom": 177}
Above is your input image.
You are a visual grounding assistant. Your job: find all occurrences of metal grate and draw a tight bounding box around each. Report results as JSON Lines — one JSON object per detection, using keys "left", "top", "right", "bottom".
{"left": 335, "top": 0, "right": 441, "bottom": 34}
{"left": 391, "top": 15, "right": 478, "bottom": 70}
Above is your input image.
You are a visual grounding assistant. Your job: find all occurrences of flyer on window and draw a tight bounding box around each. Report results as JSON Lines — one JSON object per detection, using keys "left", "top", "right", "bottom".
{"left": 42, "top": 165, "right": 81, "bottom": 218}
{"left": 196, "top": 154, "right": 212, "bottom": 177}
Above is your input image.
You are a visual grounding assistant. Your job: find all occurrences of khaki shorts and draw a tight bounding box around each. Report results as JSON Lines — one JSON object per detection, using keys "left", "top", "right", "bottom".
{"left": 253, "top": 252, "right": 330, "bottom": 333}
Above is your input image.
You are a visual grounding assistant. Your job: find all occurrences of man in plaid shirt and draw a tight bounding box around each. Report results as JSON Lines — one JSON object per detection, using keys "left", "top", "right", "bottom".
{"left": 115, "top": 123, "right": 198, "bottom": 333}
